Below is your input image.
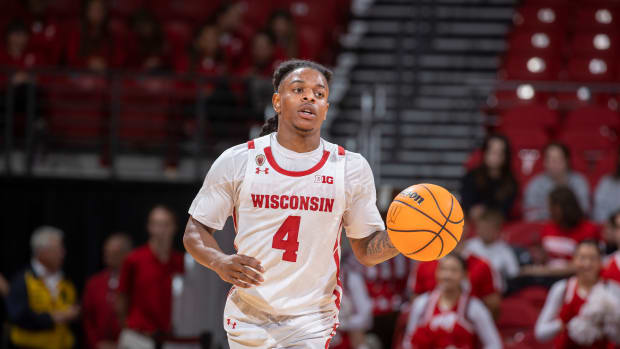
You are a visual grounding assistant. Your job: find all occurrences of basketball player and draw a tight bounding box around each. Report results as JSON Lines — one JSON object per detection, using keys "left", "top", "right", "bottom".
{"left": 183, "top": 59, "right": 399, "bottom": 348}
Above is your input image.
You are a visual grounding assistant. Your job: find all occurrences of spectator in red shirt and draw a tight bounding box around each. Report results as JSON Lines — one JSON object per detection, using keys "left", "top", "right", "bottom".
{"left": 408, "top": 241, "right": 502, "bottom": 318}
{"left": 127, "top": 10, "right": 169, "bottom": 73}
{"left": 65, "top": 0, "right": 125, "bottom": 72}
{"left": 117, "top": 205, "right": 184, "bottom": 349}
{"left": 82, "top": 233, "right": 132, "bottom": 349}
{"left": 602, "top": 210, "right": 620, "bottom": 286}
{"left": 212, "top": 1, "right": 252, "bottom": 70}
{"left": 532, "top": 186, "right": 601, "bottom": 277}
{"left": 19, "top": 0, "right": 63, "bottom": 66}
{"left": 0, "top": 21, "right": 44, "bottom": 75}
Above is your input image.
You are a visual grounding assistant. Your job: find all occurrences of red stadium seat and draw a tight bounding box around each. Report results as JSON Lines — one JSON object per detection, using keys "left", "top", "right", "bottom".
{"left": 554, "top": 87, "right": 612, "bottom": 111}
{"left": 567, "top": 56, "right": 615, "bottom": 82}
{"left": 109, "top": 0, "right": 145, "bottom": 18}
{"left": 564, "top": 106, "right": 620, "bottom": 129}
{"left": 279, "top": 0, "right": 338, "bottom": 27}
{"left": 151, "top": 0, "right": 221, "bottom": 23}
{"left": 118, "top": 77, "right": 172, "bottom": 143}
{"left": 239, "top": 0, "right": 275, "bottom": 29}
{"left": 297, "top": 26, "right": 326, "bottom": 61}
{"left": 513, "top": 5, "right": 568, "bottom": 30}
{"left": 507, "top": 29, "right": 565, "bottom": 55}
{"left": 47, "top": 0, "right": 80, "bottom": 17}
{"left": 499, "top": 104, "right": 559, "bottom": 131}
{"left": 503, "top": 221, "right": 545, "bottom": 247}
{"left": 574, "top": 6, "right": 620, "bottom": 30}
{"left": 490, "top": 84, "right": 553, "bottom": 110}
{"left": 589, "top": 148, "right": 619, "bottom": 187}
{"left": 511, "top": 286, "right": 549, "bottom": 308}
{"left": 163, "top": 21, "right": 193, "bottom": 53}
{"left": 570, "top": 31, "right": 618, "bottom": 58}
{"left": 45, "top": 75, "right": 109, "bottom": 141}
{"left": 501, "top": 54, "right": 560, "bottom": 81}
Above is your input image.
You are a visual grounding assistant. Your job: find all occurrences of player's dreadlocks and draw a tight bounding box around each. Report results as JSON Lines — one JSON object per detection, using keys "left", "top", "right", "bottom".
{"left": 259, "top": 59, "right": 333, "bottom": 137}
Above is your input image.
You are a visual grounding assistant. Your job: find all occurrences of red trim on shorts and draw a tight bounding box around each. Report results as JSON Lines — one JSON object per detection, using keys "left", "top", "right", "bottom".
{"left": 232, "top": 207, "right": 238, "bottom": 233}
{"left": 332, "top": 219, "right": 344, "bottom": 310}
{"left": 263, "top": 146, "right": 330, "bottom": 177}
{"left": 338, "top": 145, "right": 345, "bottom": 156}
{"left": 247, "top": 140, "right": 255, "bottom": 149}
{"left": 325, "top": 322, "right": 339, "bottom": 349}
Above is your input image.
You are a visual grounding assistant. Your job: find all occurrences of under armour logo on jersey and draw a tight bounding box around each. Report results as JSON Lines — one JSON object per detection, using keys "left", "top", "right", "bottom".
{"left": 256, "top": 167, "right": 269, "bottom": 174}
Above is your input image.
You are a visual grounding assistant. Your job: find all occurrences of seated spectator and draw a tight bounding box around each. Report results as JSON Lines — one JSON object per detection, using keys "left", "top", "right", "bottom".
{"left": 82, "top": 233, "right": 132, "bottom": 349}
{"left": 237, "top": 30, "right": 286, "bottom": 79}
{"left": 117, "top": 205, "right": 184, "bottom": 348}
{"left": 593, "top": 147, "right": 620, "bottom": 223}
{"left": 465, "top": 208, "right": 520, "bottom": 290}
{"left": 460, "top": 134, "right": 518, "bottom": 220}
{"left": 409, "top": 241, "right": 502, "bottom": 318}
{"left": 602, "top": 210, "right": 620, "bottom": 287}
{"left": 174, "top": 23, "right": 226, "bottom": 75}
{"left": 65, "top": 0, "right": 125, "bottom": 72}
{"left": 267, "top": 10, "right": 299, "bottom": 59}
{"left": 330, "top": 253, "right": 373, "bottom": 349}
{"left": 19, "top": 0, "right": 63, "bottom": 66}
{"left": 402, "top": 254, "right": 502, "bottom": 349}
{"left": 540, "top": 187, "right": 600, "bottom": 271}
{"left": 212, "top": 1, "right": 252, "bottom": 70}
{"left": 6, "top": 226, "right": 79, "bottom": 349}
{"left": 0, "top": 20, "right": 45, "bottom": 75}
{"left": 127, "top": 10, "right": 169, "bottom": 72}
{"left": 535, "top": 240, "right": 620, "bottom": 348}
{"left": 524, "top": 142, "right": 590, "bottom": 221}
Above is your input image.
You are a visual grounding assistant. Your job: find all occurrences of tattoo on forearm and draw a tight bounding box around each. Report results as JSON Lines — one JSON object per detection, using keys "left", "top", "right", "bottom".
{"left": 366, "top": 230, "right": 397, "bottom": 257}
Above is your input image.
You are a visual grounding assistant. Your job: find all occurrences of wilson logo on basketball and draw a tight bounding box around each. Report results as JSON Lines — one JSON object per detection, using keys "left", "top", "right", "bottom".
{"left": 314, "top": 175, "right": 334, "bottom": 184}
{"left": 400, "top": 190, "right": 424, "bottom": 205}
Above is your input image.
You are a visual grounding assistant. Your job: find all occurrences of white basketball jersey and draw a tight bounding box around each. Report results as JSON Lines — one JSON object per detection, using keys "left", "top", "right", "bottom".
{"left": 233, "top": 135, "right": 347, "bottom": 316}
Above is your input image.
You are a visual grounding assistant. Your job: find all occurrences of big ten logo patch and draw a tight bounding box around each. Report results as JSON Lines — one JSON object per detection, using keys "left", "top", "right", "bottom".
{"left": 400, "top": 190, "right": 424, "bottom": 205}
{"left": 314, "top": 175, "right": 334, "bottom": 184}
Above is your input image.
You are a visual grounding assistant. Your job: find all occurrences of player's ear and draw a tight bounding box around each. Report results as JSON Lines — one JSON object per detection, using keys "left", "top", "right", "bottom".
{"left": 325, "top": 102, "right": 330, "bottom": 120}
{"left": 272, "top": 92, "right": 280, "bottom": 114}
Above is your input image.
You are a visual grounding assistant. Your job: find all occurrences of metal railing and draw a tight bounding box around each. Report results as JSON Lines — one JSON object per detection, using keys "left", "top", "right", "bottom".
{"left": 1, "top": 68, "right": 272, "bottom": 181}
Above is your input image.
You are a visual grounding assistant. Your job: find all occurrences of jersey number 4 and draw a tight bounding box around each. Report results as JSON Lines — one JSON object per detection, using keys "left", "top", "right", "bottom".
{"left": 272, "top": 216, "right": 300, "bottom": 262}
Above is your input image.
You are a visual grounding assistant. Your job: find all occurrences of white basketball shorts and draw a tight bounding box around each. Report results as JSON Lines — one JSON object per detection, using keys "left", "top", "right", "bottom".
{"left": 223, "top": 289, "right": 339, "bottom": 348}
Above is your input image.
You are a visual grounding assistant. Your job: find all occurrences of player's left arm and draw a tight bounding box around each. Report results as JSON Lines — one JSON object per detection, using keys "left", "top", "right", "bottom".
{"left": 349, "top": 231, "right": 399, "bottom": 267}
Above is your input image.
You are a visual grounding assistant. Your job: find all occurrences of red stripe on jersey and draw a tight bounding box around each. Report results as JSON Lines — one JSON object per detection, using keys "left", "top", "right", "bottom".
{"left": 324, "top": 322, "right": 339, "bottom": 349}
{"left": 332, "top": 220, "right": 343, "bottom": 309}
{"left": 247, "top": 140, "right": 255, "bottom": 149}
{"left": 264, "top": 146, "right": 330, "bottom": 177}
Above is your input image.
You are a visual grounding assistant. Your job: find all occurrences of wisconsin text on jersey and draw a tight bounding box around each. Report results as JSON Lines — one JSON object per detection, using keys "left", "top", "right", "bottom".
{"left": 250, "top": 194, "right": 335, "bottom": 212}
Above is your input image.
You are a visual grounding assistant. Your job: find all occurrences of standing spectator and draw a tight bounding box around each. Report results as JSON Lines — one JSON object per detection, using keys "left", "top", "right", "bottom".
{"left": 331, "top": 253, "right": 373, "bottom": 349}
{"left": 6, "top": 226, "right": 79, "bottom": 349}
{"left": 535, "top": 240, "right": 620, "bottom": 348}
{"left": 593, "top": 148, "right": 620, "bottom": 223}
{"left": 524, "top": 142, "right": 590, "bottom": 221}
{"left": 65, "top": 0, "right": 125, "bottom": 72}
{"left": 117, "top": 205, "right": 184, "bottom": 349}
{"left": 540, "top": 187, "right": 600, "bottom": 270}
{"left": 460, "top": 134, "right": 518, "bottom": 220}
{"left": 19, "top": 0, "right": 63, "bottom": 66}
{"left": 173, "top": 23, "right": 227, "bottom": 75}
{"left": 127, "top": 10, "right": 169, "bottom": 72}
{"left": 82, "top": 233, "right": 132, "bottom": 349}
{"left": 409, "top": 241, "right": 502, "bottom": 318}
{"left": 465, "top": 208, "right": 520, "bottom": 290}
{"left": 267, "top": 10, "right": 299, "bottom": 59}
{"left": 402, "top": 254, "right": 502, "bottom": 349}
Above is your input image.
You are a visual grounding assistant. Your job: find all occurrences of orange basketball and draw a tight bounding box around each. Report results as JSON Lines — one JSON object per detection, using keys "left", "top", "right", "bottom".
{"left": 386, "top": 183, "right": 464, "bottom": 261}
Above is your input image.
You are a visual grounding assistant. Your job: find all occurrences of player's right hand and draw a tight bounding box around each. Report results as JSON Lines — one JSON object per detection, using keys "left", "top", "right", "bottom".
{"left": 213, "top": 254, "right": 265, "bottom": 288}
